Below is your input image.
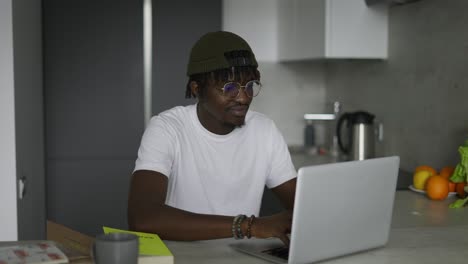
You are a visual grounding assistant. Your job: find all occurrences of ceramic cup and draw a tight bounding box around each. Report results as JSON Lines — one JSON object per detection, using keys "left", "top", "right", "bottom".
{"left": 93, "top": 233, "right": 139, "bottom": 264}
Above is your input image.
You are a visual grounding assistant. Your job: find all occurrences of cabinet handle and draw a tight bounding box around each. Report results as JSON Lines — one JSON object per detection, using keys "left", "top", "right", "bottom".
{"left": 18, "top": 176, "right": 27, "bottom": 199}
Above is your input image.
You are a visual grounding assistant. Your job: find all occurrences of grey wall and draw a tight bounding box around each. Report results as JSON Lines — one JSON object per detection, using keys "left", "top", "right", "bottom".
{"left": 44, "top": 0, "right": 145, "bottom": 235}
{"left": 251, "top": 61, "right": 327, "bottom": 146}
{"left": 151, "top": 0, "right": 221, "bottom": 114}
{"left": 325, "top": 0, "right": 468, "bottom": 172}
{"left": 13, "top": 0, "right": 46, "bottom": 240}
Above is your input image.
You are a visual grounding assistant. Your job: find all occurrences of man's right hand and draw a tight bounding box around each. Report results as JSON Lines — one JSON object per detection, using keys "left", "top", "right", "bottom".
{"left": 250, "top": 210, "right": 293, "bottom": 246}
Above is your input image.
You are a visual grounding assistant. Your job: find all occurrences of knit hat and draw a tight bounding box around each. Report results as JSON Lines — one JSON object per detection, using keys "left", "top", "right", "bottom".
{"left": 187, "top": 31, "right": 258, "bottom": 76}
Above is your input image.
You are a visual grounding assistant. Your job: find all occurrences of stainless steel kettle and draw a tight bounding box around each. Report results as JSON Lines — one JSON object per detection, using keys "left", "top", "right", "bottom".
{"left": 336, "top": 111, "right": 375, "bottom": 160}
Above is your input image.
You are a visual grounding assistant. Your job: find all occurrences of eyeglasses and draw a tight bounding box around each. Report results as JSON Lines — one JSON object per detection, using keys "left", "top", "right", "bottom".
{"left": 219, "top": 80, "right": 262, "bottom": 98}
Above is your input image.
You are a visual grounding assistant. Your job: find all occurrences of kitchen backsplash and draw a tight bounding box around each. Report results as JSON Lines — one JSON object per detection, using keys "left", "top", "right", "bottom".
{"left": 327, "top": 0, "right": 468, "bottom": 171}
{"left": 251, "top": 61, "right": 328, "bottom": 146}
{"left": 252, "top": 0, "right": 468, "bottom": 172}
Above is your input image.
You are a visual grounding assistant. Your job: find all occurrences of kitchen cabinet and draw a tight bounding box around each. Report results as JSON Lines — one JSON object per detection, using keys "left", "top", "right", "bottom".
{"left": 279, "top": 0, "right": 388, "bottom": 60}
{"left": 222, "top": 0, "right": 279, "bottom": 61}
{"left": 43, "top": 0, "right": 146, "bottom": 236}
{"left": 223, "top": 0, "right": 388, "bottom": 61}
{"left": 0, "top": 0, "right": 46, "bottom": 240}
{"left": 44, "top": 0, "right": 221, "bottom": 236}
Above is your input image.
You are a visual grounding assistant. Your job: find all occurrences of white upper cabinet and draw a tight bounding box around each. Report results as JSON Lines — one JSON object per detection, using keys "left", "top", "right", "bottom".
{"left": 279, "top": 0, "right": 388, "bottom": 60}
{"left": 223, "top": 0, "right": 388, "bottom": 61}
{"left": 222, "top": 0, "right": 279, "bottom": 61}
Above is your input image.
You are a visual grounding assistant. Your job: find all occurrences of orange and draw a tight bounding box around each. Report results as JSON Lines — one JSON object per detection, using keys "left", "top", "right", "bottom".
{"left": 414, "top": 165, "right": 437, "bottom": 176}
{"left": 455, "top": 182, "right": 467, "bottom": 198}
{"left": 448, "top": 181, "right": 456, "bottom": 193}
{"left": 425, "top": 175, "right": 449, "bottom": 200}
{"left": 439, "top": 166, "right": 455, "bottom": 179}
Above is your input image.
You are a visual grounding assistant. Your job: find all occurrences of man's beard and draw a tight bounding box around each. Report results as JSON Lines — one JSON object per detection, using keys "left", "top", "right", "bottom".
{"left": 235, "top": 123, "right": 245, "bottom": 128}
{"left": 223, "top": 120, "right": 245, "bottom": 129}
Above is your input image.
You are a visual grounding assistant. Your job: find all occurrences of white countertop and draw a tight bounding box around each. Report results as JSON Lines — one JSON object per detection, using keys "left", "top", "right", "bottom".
{"left": 164, "top": 191, "right": 468, "bottom": 263}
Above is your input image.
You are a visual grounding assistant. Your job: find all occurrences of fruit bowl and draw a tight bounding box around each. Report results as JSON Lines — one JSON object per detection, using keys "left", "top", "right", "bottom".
{"left": 408, "top": 185, "right": 457, "bottom": 197}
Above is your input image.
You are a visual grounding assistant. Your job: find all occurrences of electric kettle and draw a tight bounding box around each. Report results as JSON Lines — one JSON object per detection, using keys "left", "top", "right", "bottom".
{"left": 336, "top": 111, "right": 376, "bottom": 160}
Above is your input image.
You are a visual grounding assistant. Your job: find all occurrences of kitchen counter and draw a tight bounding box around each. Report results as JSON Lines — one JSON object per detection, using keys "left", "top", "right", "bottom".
{"left": 164, "top": 191, "right": 468, "bottom": 264}
{"left": 288, "top": 145, "right": 342, "bottom": 168}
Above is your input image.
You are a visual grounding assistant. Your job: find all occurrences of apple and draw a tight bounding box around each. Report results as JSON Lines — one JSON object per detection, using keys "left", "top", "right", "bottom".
{"left": 413, "top": 170, "right": 432, "bottom": 190}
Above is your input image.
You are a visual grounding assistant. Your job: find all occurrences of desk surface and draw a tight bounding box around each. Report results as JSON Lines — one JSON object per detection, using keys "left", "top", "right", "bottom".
{"left": 164, "top": 191, "right": 468, "bottom": 264}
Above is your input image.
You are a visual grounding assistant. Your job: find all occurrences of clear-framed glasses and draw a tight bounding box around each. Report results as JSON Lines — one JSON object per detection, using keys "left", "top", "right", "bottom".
{"left": 219, "top": 80, "right": 262, "bottom": 98}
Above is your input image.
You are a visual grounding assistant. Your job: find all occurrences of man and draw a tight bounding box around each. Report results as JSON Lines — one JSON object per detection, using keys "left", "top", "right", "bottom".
{"left": 128, "top": 31, "right": 296, "bottom": 245}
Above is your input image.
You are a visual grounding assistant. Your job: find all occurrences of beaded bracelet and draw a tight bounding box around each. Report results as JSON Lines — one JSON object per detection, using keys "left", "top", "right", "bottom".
{"left": 246, "top": 215, "right": 255, "bottom": 239}
{"left": 232, "top": 215, "right": 241, "bottom": 239}
{"left": 236, "top": 214, "right": 246, "bottom": 239}
{"left": 232, "top": 214, "right": 247, "bottom": 239}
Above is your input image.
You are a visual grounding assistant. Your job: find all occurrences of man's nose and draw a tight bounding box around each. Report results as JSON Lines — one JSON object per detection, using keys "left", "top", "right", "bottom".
{"left": 235, "top": 87, "right": 251, "bottom": 103}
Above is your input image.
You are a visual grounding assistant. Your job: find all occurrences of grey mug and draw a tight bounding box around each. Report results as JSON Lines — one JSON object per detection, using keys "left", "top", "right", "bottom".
{"left": 93, "top": 233, "right": 139, "bottom": 264}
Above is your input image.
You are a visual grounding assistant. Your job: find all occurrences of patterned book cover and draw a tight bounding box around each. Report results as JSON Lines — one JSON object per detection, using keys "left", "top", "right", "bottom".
{"left": 0, "top": 241, "right": 68, "bottom": 264}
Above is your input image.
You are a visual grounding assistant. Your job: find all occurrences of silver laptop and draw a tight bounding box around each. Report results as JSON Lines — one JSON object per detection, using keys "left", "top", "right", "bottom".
{"left": 231, "top": 156, "right": 400, "bottom": 264}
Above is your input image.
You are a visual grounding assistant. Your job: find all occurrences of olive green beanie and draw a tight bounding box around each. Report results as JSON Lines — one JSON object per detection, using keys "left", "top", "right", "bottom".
{"left": 186, "top": 31, "right": 258, "bottom": 76}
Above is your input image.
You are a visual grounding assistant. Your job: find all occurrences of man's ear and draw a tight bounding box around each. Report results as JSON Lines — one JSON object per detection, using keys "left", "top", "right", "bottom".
{"left": 190, "top": 81, "right": 199, "bottom": 98}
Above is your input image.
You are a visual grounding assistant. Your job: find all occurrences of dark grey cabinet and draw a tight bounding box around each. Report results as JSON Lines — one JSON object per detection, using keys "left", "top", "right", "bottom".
{"left": 13, "top": 0, "right": 46, "bottom": 240}
{"left": 44, "top": 0, "right": 221, "bottom": 236}
{"left": 43, "top": 0, "right": 145, "bottom": 235}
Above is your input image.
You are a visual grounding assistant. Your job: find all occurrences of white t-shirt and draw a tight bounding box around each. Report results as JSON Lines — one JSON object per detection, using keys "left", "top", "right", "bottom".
{"left": 134, "top": 104, "right": 296, "bottom": 216}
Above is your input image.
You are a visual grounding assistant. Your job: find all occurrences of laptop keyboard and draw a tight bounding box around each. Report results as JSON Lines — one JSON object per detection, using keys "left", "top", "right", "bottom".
{"left": 262, "top": 246, "right": 290, "bottom": 260}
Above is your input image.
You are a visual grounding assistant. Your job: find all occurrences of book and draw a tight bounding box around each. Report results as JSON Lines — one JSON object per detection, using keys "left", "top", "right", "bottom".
{"left": 0, "top": 241, "right": 69, "bottom": 264}
{"left": 103, "top": 226, "right": 174, "bottom": 264}
{"left": 45, "top": 221, "right": 174, "bottom": 264}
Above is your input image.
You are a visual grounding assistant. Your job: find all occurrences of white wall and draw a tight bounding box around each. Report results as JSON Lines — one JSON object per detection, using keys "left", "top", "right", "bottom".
{"left": 0, "top": 0, "right": 18, "bottom": 241}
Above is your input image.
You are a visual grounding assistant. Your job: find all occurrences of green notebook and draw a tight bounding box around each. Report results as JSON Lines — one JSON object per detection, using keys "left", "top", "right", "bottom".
{"left": 103, "top": 226, "right": 173, "bottom": 264}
